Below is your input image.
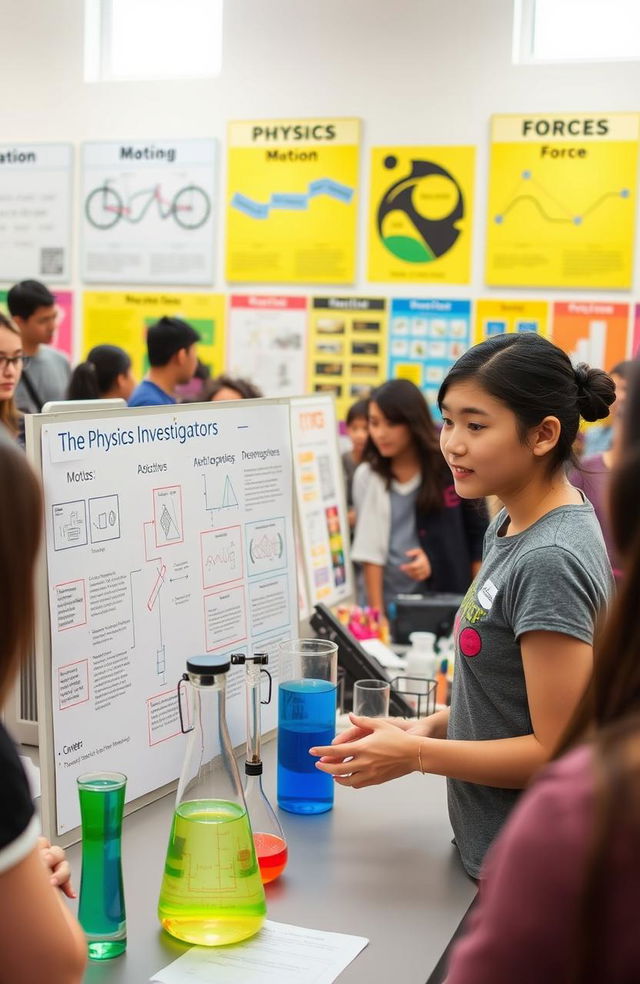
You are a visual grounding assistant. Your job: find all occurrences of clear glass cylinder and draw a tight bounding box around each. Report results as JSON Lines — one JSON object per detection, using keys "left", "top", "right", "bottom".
{"left": 77, "top": 771, "right": 127, "bottom": 961}
{"left": 158, "top": 654, "right": 266, "bottom": 945}
{"left": 277, "top": 639, "right": 338, "bottom": 815}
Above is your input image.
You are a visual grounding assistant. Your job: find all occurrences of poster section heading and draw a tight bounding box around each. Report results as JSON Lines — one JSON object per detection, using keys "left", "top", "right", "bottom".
{"left": 389, "top": 299, "right": 471, "bottom": 417}
{"left": 368, "top": 145, "right": 475, "bottom": 285}
{"left": 485, "top": 112, "right": 640, "bottom": 289}
{"left": 0, "top": 142, "right": 72, "bottom": 283}
{"left": 81, "top": 290, "right": 225, "bottom": 382}
{"left": 226, "top": 118, "right": 360, "bottom": 284}
{"left": 41, "top": 403, "right": 298, "bottom": 834}
{"left": 81, "top": 138, "right": 217, "bottom": 286}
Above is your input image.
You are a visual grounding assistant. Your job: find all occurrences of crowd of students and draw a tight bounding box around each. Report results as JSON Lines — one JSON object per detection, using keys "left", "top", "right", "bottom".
{"left": 1, "top": 275, "right": 639, "bottom": 981}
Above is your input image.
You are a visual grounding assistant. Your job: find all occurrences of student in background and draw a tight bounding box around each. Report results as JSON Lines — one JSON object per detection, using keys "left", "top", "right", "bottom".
{"left": 204, "top": 374, "right": 263, "bottom": 401}
{"left": 8, "top": 280, "right": 70, "bottom": 413}
{"left": 128, "top": 316, "right": 200, "bottom": 408}
{"left": 312, "top": 335, "right": 614, "bottom": 881}
{"left": 444, "top": 364, "right": 640, "bottom": 984}
{"left": 581, "top": 359, "right": 633, "bottom": 457}
{"left": 0, "top": 436, "right": 86, "bottom": 983}
{"left": 341, "top": 398, "right": 368, "bottom": 529}
{"left": 0, "top": 315, "right": 25, "bottom": 440}
{"left": 351, "top": 378, "right": 487, "bottom": 616}
{"left": 67, "top": 345, "right": 136, "bottom": 402}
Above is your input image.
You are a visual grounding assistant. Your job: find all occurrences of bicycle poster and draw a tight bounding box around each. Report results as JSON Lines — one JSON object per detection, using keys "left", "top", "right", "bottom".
{"left": 81, "top": 138, "right": 216, "bottom": 285}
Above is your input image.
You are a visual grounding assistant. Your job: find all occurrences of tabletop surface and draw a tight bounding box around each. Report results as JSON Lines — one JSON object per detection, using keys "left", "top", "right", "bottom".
{"left": 66, "top": 740, "right": 476, "bottom": 984}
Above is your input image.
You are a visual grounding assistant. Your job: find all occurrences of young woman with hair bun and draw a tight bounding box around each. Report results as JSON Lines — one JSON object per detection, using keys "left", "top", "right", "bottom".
{"left": 312, "top": 333, "right": 616, "bottom": 879}
{"left": 67, "top": 345, "right": 135, "bottom": 402}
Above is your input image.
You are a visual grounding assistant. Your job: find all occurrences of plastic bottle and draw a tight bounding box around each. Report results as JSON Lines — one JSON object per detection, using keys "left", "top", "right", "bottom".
{"left": 403, "top": 631, "right": 437, "bottom": 713}
{"left": 436, "top": 658, "right": 449, "bottom": 706}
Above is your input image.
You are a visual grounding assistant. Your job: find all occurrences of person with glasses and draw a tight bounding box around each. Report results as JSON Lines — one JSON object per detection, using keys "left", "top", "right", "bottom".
{"left": 7, "top": 280, "right": 71, "bottom": 414}
{"left": 0, "top": 314, "right": 28, "bottom": 439}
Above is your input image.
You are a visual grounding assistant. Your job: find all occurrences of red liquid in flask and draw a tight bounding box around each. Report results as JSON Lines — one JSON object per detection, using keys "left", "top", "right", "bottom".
{"left": 254, "top": 832, "right": 288, "bottom": 884}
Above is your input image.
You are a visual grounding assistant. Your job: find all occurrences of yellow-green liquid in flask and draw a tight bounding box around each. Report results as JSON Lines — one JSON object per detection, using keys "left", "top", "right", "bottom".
{"left": 158, "top": 800, "right": 266, "bottom": 946}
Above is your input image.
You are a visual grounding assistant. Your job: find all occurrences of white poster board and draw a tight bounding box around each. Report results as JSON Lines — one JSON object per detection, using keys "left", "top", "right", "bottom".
{"left": 228, "top": 294, "right": 308, "bottom": 397}
{"left": 0, "top": 143, "right": 72, "bottom": 282}
{"left": 81, "top": 138, "right": 216, "bottom": 285}
{"left": 29, "top": 401, "right": 298, "bottom": 838}
{"left": 290, "top": 395, "right": 353, "bottom": 608}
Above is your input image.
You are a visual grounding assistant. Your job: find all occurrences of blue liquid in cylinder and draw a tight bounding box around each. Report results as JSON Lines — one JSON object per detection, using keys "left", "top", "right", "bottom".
{"left": 278, "top": 679, "right": 336, "bottom": 814}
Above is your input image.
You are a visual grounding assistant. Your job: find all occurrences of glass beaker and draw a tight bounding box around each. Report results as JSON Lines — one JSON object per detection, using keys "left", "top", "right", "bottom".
{"left": 353, "top": 679, "right": 391, "bottom": 718}
{"left": 232, "top": 653, "right": 288, "bottom": 883}
{"left": 77, "top": 771, "right": 127, "bottom": 960}
{"left": 158, "top": 654, "right": 266, "bottom": 946}
{"left": 278, "top": 638, "right": 338, "bottom": 815}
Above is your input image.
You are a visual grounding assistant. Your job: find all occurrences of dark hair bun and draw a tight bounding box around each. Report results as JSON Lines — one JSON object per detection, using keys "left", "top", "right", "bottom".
{"left": 574, "top": 364, "right": 617, "bottom": 422}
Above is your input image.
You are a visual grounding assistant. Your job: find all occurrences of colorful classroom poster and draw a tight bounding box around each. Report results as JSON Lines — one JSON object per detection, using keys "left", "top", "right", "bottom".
{"left": 226, "top": 119, "right": 360, "bottom": 283}
{"left": 474, "top": 299, "right": 549, "bottom": 344}
{"left": 309, "top": 297, "right": 387, "bottom": 419}
{"left": 0, "top": 143, "right": 72, "bottom": 283}
{"left": 389, "top": 299, "right": 471, "bottom": 415}
{"left": 485, "top": 113, "right": 640, "bottom": 289}
{"left": 227, "top": 295, "right": 307, "bottom": 397}
{"left": 368, "top": 146, "right": 474, "bottom": 284}
{"left": 82, "top": 291, "right": 225, "bottom": 381}
{"left": 0, "top": 288, "right": 73, "bottom": 361}
{"left": 290, "top": 395, "right": 352, "bottom": 607}
{"left": 552, "top": 302, "right": 630, "bottom": 369}
{"left": 81, "top": 139, "right": 216, "bottom": 285}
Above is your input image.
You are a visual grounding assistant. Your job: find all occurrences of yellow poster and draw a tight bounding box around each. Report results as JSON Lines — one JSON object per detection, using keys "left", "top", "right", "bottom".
{"left": 82, "top": 291, "right": 226, "bottom": 381}
{"left": 226, "top": 118, "right": 360, "bottom": 284}
{"left": 308, "top": 297, "right": 387, "bottom": 419}
{"left": 368, "top": 146, "right": 474, "bottom": 283}
{"left": 474, "top": 299, "right": 549, "bottom": 344}
{"left": 486, "top": 113, "right": 640, "bottom": 289}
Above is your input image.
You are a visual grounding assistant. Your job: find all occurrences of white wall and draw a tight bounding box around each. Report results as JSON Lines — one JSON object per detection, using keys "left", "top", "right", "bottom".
{"left": 1, "top": 0, "right": 640, "bottom": 351}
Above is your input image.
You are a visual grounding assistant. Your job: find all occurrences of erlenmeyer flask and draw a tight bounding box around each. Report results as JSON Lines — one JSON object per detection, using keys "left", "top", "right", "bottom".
{"left": 232, "top": 654, "right": 288, "bottom": 884}
{"left": 158, "top": 654, "right": 266, "bottom": 946}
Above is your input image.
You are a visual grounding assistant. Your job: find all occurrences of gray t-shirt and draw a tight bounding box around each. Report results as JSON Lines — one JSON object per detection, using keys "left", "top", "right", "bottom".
{"left": 383, "top": 483, "right": 421, "bottom": 609}
{"left": 447, "top": 500, "right": 614, "bottom": 878}
{"left": 15, "top": 345, "right": 71, "bottom": 413}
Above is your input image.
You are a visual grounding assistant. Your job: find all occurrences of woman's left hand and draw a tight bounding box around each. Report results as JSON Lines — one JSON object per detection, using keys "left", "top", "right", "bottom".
{"left": 38, "top": 836, "right": 76, "bottom": 898}
{"left": 309, "top": 714, "right": 423, "bottom": 788}
{"left": 399, "top": 547, "right": 431, "bottom": 582}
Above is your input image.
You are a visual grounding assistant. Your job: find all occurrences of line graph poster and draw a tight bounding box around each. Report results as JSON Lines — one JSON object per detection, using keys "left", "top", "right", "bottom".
{"left": 225, "top": 119, "right": 360, "bottom": 284}
{"left": 227, "top": 294, "right": 307, "bottom": 397}
{"left": 0, "top": 143, "right": 72, "bottom": 283}
{"left": 0, "top": 288, "right": 73, "bottom": 361}
{"left": 309, "top": 296, "right": 387, "bottom": 419}
{"left": 552, "top": 302, "right": 630, "bottom": 369}
{"left": 389, "top": 299, "right": 471, "bottom": 418}
{"left": 82, "top": 291, "right": 225, "bottom": 381}
{"left": 81, "top": 139, "right": 216, "bottom": 286}
{"left": 368, "top": 146, "right": 474, "bottom": 284}
{"left": 474, "top": 299, "right": 549, "bottom": 344}
{"left": 485, "top": 113, "right": 640, "bottom": 288}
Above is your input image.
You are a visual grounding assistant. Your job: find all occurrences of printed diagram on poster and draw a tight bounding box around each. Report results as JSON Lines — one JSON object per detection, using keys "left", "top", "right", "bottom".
{"left": 368, "top": 146, "right": 474, "bottom": 284}
{"left": 226, "top": 119, "right": 360, "bottom": 284}
{"left": 82, "top": 291, "right": 225, "bottom": 382}
{"left": 474, "top": 299, "right": 549, "bottom": 344}
{"left": 309, "top": 297, "right": 387, "bottom": 419}
{"left": 290, "top": 395, "right": 352, "bottom": 606}
{"left": 0, "top": 288, "right": 73, "bottom": 361}
{"left": 485, "top": 113, "right": 640, "bottom": 288}
{"left": 0, "top": 143, "right": 72, "bottom": 283}
{"left": 228, "top": 295, "right": 307, "bottom": 397}
{"left": 38, "top": 402, "right": 299, "bottom": 835}
{"left": 552, "top": 302, "right": 630, "bottom": 369}
{"left": 81, "top": 139, "right": 216, "bottom": 285}
{"left": 389, "top": 299, "right": 471, "bottom": 416}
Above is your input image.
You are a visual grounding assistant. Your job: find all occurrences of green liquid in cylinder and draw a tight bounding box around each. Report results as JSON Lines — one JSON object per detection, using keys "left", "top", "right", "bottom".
{"left": 158, "top": 799, "right": 266, "bottom": 946}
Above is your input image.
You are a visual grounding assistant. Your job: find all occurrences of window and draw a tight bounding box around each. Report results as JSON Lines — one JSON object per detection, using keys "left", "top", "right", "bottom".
{"left": 85, "top": 0, "right": 223, "bottom": 82}
{"left": 514, "top": 0, "right": 640, "bottom": 63}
